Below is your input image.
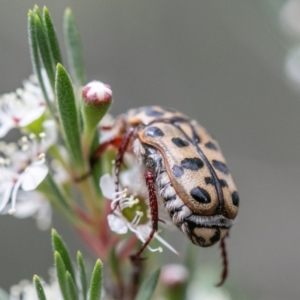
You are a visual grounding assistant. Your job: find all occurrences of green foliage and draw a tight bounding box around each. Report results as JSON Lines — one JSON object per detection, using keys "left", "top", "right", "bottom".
{"left": 33, "top": 230, "right": 103, "bottom": 300}
{"left": 28, "top": 9, "right": 55, "bottom": 117}
{"left": 77, "top": 251, "right": 88, "bottom": 300}
{"left": 55, "top": 63, "right": 85, "bottom": 174}
{"left": 88, "top": 260, "right": 103, "bottom": 300}
{"left": 66, "top": 271, "right": 79, "bottom": 300}
{"left": 42, "top": 7, "right": 63, "bottom": 66}
{"left": 64, "top": 8, "right": 86, "bottom": 86}
{"left": 52, "top": 229, "right": 76, "bottom": 281}
{"left": 135, "top": 269, "right": 161, "bottom": 300}
{"left": 33, "top": 275, "right": 47, "bottom": 300}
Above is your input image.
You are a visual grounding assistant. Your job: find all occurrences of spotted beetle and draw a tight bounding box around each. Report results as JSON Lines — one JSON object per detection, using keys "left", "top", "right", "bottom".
{"left": 95, "top": 105, "right": 239, "bottom": 285}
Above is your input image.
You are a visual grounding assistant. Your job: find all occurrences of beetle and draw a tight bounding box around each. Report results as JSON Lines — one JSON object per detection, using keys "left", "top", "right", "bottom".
{"left": 94, "top": 105, "right": 239, "bottom": 285}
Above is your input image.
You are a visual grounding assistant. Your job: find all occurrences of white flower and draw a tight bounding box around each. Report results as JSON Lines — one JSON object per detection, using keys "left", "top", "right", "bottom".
{"left": 1, "top": 190, "right": 52, "bottom": 230}
{"left": 0, "top": 71, "right": 53, "bottom": 138}
{"left": 0, "top": 134, "right": 50, "bottom": 215}
{"left": 100, "top": 173, "right": 178, "bottom": 255}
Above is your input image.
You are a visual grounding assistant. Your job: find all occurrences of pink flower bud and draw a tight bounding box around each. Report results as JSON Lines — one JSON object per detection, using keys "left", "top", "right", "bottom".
{"left": 82, "top": 81, "right": 112, "bottom": 105}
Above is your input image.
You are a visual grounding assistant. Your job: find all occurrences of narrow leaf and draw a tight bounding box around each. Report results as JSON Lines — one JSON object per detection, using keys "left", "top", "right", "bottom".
{"left": 34, "top": 13, "right": 55, "bottom": 89}
{"left": 64, "top": 8, "right": 86, "bottom": 86}
{"left": 52, "top": 229, "right": 76, "bottom": 281}
{"left": 43, "top": 7, "right": 63, "bottom": 65}
{"left": 33, "top": 275, "right": 47, "bottom": 300}
{"left": 55, "top": 64, "right": 84, "bottom": 173}
{"left": 88, "top": 259, "right": 103, "bottom": 300}
{"left": 28, "top": 10, "right": 54, "bottom": 117}
{"left": 66, "top": 271, "right": 79, "bottom": 300}
{"left": 33, "top": 5, "right": 42, "bottom": 20}
{"left": 135, "top": 269, "right": 161, "bottom": 300}
{"left": 54, "top": 251, "right": 69, "bottom": 300}
{"left": 77, "top": 251, "right": 88, "bottom": 300}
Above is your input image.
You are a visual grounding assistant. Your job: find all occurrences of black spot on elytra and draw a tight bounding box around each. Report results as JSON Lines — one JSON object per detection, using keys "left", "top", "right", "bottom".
{"left": 172, "top": 165, "right": 184, "bottom": 178}
{"left": 145, "top": 107, "right": 165, "bottom": 117}
{"left": 171, "top": 137, "right": 189, "bottom": 148}
{"left": 181, "top": 157, "right": 204, "bottom": 170}
{"left": 212, "top": 160, "right": 229, "bottom": 174}
{"left": 210, "top": 228, "right": 221, "bottom": 244}
{"left": 205, "top": 141, "right": 218, "bottom": 150}
{"left": 232, "top": 191, "right": 239, "bottom": 207}
{"left": 190, "top": 186, "right": 211, "bottom": 204}
{"left": 205, "top": 177, "right": 214, "bottom": 185}
{"left": 219, "top": 179, "right": 228, "bottom": 187}
{"left": 145, "top": 126, "right": 164, "bottom": 137}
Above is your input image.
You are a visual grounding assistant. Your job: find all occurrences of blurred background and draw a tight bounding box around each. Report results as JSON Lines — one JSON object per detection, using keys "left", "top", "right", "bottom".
{"left": 1, "top": 1, "right": 300, "bottom": 299}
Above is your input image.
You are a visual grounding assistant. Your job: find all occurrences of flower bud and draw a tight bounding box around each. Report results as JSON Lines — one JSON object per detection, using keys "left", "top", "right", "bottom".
{"left": 82, "top": 81, "right": 112, "bottom": 105}
{"left": 81, "top": 81, "right": 113, "bottom": 154}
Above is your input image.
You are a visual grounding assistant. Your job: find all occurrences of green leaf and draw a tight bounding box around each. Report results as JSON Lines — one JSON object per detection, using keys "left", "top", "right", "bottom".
{"left": 55, "top": 63, "right": 84, "bottom": 173}
{"left": 33, "top": 275, "right": 47, "bottom": 300}
{"left": 54, "top": 251, "right": 69, "bottom": 300}
{"left": 64, "top": 8, "right": 86, "bottom": 86}
{"left": 52, "top": 229, "right": 76, "bottom": 281}
{"left": 88, "top": 259, "right": 103, "bottom": 300}
{"left": 43, "top": 7, "right": 63, "bottom": 66}
{"left": 135, "top": 269, "right": 161, "bottom": 300}
{"left": 28, "top": 10, "right": 55, "bottom": 117}
{"left": 66, "top": 271, "right": 79, "bottom": 300}
{"left": 34, "top": 12, "right": 55, "bottom": 89}
{"left": 0, "top": 288, "right": 9, "bottom": 300}
{"left": 77, "top": 251, "right": 88, "bottom": 300}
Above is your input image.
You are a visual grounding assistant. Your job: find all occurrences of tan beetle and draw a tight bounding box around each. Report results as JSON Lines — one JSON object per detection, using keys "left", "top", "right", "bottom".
{"left": 94, "top": 105, "right": 239, "bottom": 285}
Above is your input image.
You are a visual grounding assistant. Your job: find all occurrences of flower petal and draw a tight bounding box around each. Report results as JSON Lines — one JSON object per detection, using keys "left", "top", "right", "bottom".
{"left": 107, "top": 214, "right": 128, "bottom": 234}
{"left": 100, "top": 173, "right": 115, "bottom": 199}
{"left": 21, "top": 164, "right": 48, "bottom": 191}
{"left": 0, "top": 182, "right": 14, "bottom": 212}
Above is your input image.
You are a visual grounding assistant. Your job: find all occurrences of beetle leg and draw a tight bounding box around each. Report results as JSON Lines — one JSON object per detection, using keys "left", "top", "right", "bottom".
{"left": 216, "top": 237, "right": 228, "bottom": 286}
{"left": 131, "top": 170, "right": 159, "bottom": 260}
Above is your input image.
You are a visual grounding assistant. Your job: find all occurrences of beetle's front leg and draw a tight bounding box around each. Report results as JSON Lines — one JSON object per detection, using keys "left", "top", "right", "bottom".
{"left": 131, "top": 169, "right": 159, "bottom": 260}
